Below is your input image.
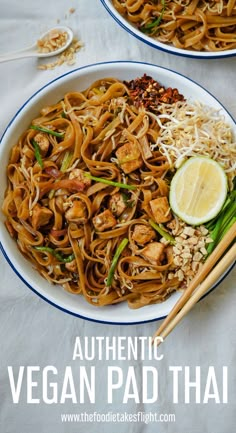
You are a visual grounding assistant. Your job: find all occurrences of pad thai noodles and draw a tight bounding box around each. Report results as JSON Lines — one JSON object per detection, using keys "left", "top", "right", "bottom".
{"left": 112, "top": 0, "right": 236, "bottom": 52}
{"left": 2, "top": 75, "right": 236, "bottom": 308}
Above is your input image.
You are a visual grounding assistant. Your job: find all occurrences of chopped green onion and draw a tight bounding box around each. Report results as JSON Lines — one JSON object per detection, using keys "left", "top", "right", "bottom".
{"left": 34, "top": 246, "right": 75, "bottom": 263}
{"left": 106, "top": 238, "right": 129, "bottom": 287}
{"left": 206, "top": 187, "right": 236, "bottom": 256}
{"left": 92, "top": 87, "right": 104, "bottom": 95}
{"left": 60, "top": 151, "right": 73, "bottom": 173}
{"left": 48, "top": 190, "right": 55, "bottom": 199}
{"left": 31, "top": 139, "right": 43, "bottom": 169}
{"left": 121, "top": 193, "right": 135, "bottom": 208}
{"left": 218, "top": 216, "right": 236, "bottom": 243}
{"left": 205, "top": 192, "right": 233, "bottom": 231}
{"left": 140, "top": 0, "right": 166, "bottom": 34}
{"left": 149, "top": 219, "right": 176, "bottom": 245}
{"left": 206, "top": 212, "right": 225, "bottom": 256}
{"left": 121, "top": 192, "right": 129, "bottom": 202}
{"left": 84, "top": 173, "right": 137, "bottom": 190}
{"left": 30, "top": 125, "right": 64, "bottom": 138}
{"left": 61, "top": 111, "right": 67, "bottom": 118}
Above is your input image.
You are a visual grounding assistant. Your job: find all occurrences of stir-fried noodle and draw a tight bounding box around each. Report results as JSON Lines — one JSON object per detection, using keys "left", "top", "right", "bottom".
{"left": 2, "top": 76, "right": 236, "bottom": 308}
{"left": 112, "top": 0, "right": 236, "bottom": 52}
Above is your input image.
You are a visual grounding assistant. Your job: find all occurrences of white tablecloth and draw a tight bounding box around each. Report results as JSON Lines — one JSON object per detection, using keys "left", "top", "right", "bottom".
{"left": 0, "top": 1, "right": 235, "bottom": 432}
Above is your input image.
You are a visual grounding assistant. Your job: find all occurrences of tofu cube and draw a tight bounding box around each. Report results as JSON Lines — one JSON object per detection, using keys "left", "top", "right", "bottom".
{"left": 93, "top": 209, "right": 117, "bottom": 232}
{"left": 109, "top": 193, "right": 127, "bottom": 216}
{"left": 69, "top": 169, "right": 92, "bottom": 189}
{"left": 65, "top": 259, "right": 78, "bottom": 273}
{"left": 132, "top": 224, "right": 155, "bottom": 246}
{"left": 31, "top": 204, "right": 53, "bottom": 229}
{"left": 150, "top": 196, "right": 172, "bottom": 224}
{"left": 115, "top": 142, "right": 143, "bottom": 174}
{"left": 65, "top": 200, "right": 87, "bottom": 223}
{"left": 33, "top": 133, "right": 50, "bottom": 157}
{"left": 141, "top": 242, "right": 165, "bottom": 265}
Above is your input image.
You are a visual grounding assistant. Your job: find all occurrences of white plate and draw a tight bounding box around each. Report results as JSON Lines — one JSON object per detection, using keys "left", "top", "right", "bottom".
{"left": 100, "top": 0, "right": 236, "bottom": 59}
{"left": 0, "top": 61, "right": 235, "bottom": 324}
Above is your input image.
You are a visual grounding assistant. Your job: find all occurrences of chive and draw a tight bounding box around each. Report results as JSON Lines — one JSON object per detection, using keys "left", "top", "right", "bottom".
{"left": 121, "top": 192, "right": 135, "bottom": 208}
{"left": 218, "top": 216, "right": 236, "bottom": 243}
{"left": 34, "top": 246, "right": 75, "bottom": 263}
{"left": 206, "top": 212, "right": 225, "bottom": 256}
{"left": 84, "top": 173, "right": 137, "bottom": 190}
{"left": 61, "top": 111, "right": 67, "bottom": 118}
{"left": 106, "top": 238, "right": 129, "bottom": 287}
{"left": 60, "top": 151, "right": 73, "bottom": 173}
{"left": 218, "top": 202, "right": 236, "bottom": 238}
{"left": 149, "top": 219, "right": 176, "bottom": 245}
{"left": 30, "top": 125, "right": 64, "bottom": 138}
{"left": 121, "top": 192, "right": 129, "bottom": 202}
{"left": 48, "top": 190, "right": 55, "bottom": 199}
{"left": 31, "top": 139, "right": 43, "bottom": 169}
{"left": 140, "top": 0, "right": 166, "bottom": 34}
{"left": 205, "top": 193, "right": 233, "bottom": 231}
{"left": 206, "top": 186, "right": 236, "bottom": 257}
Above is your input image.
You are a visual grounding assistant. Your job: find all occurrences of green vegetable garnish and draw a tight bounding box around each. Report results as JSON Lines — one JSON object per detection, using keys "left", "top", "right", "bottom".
{"left": 34, "top": 246, "right": 75, "bottom": 263}
{"left": 206, "top": 186, "right": 236, "bottom": 257}
{"left": 140, "top": 0, "right": 166, "bottom": 34}
{"left": 106, "top": 238, "right": 129, "bottom": 287}
{"left": 48, "top": 190, "right": 55, "bottom": 199}
{"left": 84, "top": 173, "right": 137, "bottom": 191}
{"left": 121, "top": 193, "right": 135, "bottom": 207}
{"left": 149, "top": 219, "right": 176, "bottom": 245}
{"left": 60, "top": 151, "right": 73, "bottom": 173}
{"left": 92, "top": 87, "right": 104, "bottom": 95}
{"left": 31, "top": 139, "right": 43, "bottom": 169}
{"left": 30, "top": 125, "right": 64, "bottom": 138}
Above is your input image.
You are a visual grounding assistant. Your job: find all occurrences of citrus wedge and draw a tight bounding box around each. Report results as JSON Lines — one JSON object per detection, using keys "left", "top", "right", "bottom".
{"left": 169, "top": 156, "right": 228, "bottom": 225}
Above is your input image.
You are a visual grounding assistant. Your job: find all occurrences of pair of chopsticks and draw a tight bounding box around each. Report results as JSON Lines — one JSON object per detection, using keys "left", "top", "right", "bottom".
{"left": 152, "top": 221, "right": 236, "bottom": 345}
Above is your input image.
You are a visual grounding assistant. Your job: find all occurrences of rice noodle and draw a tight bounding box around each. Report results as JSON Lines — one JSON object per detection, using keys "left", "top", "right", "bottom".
{"left": 2, "top": 76, "right": 235, "bottom": 309}
{"left": 112, "top": 0, "right": 236, "bottom": 52}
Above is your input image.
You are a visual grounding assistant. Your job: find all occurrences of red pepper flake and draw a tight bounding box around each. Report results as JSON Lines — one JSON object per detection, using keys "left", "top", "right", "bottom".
{"left": 124, "top": 74, "right": 185, "bottom": 113}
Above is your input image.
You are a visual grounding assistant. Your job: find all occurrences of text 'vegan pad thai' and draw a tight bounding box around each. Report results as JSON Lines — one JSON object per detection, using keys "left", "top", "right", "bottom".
{"left": 2, "top": 75, "right": 236, "bottom": 308}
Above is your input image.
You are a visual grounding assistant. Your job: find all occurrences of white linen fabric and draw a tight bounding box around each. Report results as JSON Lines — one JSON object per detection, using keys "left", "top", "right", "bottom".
{"left": 0, "top": 1, "right": 235, "bottom": 432}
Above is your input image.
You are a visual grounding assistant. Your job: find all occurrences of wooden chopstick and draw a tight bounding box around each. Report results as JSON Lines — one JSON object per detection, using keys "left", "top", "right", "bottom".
{"left": 153, "top": 242, "right": 236, "bottom": 345}
{"left": 152, "top": 221, "right": 236, "bottom": 345}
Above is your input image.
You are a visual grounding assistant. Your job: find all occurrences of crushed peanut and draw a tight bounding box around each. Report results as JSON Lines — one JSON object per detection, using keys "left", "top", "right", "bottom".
{"left": 182, "top": 226, "right": 195, "bottom": 237}
{"left": 37, "top": 30, "right": 68, "bottom": 54}
{"left": 164, "top": 220, "right": 213, "bottom": 287}
{"left": 38, "top": 37, "right": 83, "bottom": 71}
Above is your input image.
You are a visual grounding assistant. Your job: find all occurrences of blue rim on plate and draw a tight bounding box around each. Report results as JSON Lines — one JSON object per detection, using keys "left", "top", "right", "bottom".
{"left": 100, "top": 0, "right": 236, "bottom": 60}
{"left": 0, "top": 61, "right": 235, "bottom": 324}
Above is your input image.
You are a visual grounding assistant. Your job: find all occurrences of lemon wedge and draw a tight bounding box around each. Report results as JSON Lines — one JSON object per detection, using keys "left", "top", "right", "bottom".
{"left": 169, "top": 156, "right": 228, "bottom": 225}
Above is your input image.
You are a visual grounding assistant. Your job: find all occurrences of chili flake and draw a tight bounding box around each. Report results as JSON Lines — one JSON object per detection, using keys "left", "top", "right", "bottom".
{"left": 124, "top": 74, "right": 185, "bottom": 113}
